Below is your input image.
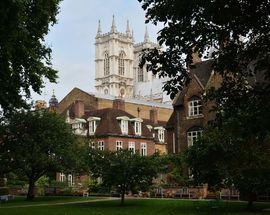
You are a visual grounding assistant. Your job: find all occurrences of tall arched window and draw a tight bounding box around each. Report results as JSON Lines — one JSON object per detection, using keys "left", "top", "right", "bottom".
{"left": 118, "top": 52, "right": 125, "bottom": 75}
{"left": 104, "top": 52, "right": 110, "bottom": 76}
{"left": 138, "top": 68, "right": 144, "bottom": 82}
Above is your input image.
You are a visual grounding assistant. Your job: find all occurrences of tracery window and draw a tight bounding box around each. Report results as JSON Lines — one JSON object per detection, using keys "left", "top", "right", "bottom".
{"left": 104, "top": 52, "right": 110, "bottom": 76}
{"left": 118, "top": 52, "right": 125, "bottom": 75}
{"left": 138, "top": 68, "right": 144, "bottom": 82}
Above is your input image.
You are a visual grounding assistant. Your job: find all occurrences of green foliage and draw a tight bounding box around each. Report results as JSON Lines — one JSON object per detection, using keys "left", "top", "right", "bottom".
{"left": 36, "top": 176, "right": 50, "bottom": 187}
{"left": 0, "top": 110, "right": 77, "bottom": 200}
{"left": 186, "top": 126, "right": 270, "bottom": 205}
{"left": 87, "top": 149, "right": 161, "bottom": 204}
{"left": 138, "top": 0, "right": 270, "bottom": 99}
{"left": 0, "top": 0, "right": 61, "bottom": 114}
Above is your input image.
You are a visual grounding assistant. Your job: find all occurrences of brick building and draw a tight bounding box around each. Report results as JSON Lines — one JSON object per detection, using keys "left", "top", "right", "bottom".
{"left": 166, "top": 60, "right": 222, "bottom": 154}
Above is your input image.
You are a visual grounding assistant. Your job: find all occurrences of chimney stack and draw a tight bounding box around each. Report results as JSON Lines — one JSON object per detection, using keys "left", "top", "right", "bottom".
{"left": 150, "top": 108, "right": 158, "bottom": 124}
{"left": 113, "top": 99, "right": 125, "bottom": 111}
{"left": 73, "top": 100, "right": 85, "bottom": 118}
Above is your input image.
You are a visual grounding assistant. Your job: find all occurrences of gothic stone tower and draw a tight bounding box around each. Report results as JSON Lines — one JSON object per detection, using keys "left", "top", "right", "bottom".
{"left": 95, "top": 16, "right": 134, "bottom": 98}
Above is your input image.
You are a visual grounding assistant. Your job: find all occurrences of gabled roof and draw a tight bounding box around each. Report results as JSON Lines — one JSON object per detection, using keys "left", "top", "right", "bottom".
{"left": 190, "top": 60, "right": 213, "bottom": 87}
{"left": 172, "top": 60, "right": 213, "bottom": 107}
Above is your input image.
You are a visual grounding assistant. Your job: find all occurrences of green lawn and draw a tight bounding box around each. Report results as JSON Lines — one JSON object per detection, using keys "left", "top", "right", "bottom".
{"left": 0, "top": 196, "right": 98, "bottom": 207}
{"left": 1, "top": 197, "right": 270, "bottom": 215}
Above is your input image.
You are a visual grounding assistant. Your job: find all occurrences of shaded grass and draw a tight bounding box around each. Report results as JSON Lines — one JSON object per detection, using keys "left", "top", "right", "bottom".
{"left": 1, "top": 198, "right": 270, "bottom": 215}
{"left": 0, "top": 196, "right": 97, "bottom": 207}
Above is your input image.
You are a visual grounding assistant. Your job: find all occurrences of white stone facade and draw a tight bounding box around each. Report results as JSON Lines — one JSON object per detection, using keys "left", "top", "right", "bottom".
{"left": 94, "top": 16, "right": 170, "bottom": 103}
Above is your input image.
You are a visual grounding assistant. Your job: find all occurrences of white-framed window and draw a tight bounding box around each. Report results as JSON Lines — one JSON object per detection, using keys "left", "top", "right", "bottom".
{"left": 59, "top": 173, "right": 65, "bottom": 182}
{"left": 121, "top": 120, "right": 128, "bottom": 134}
{"left": 116, "top": 141, "right": 123, "bottom": 151}
{"left": 72, "top": 123, "right": 83, "bottom": 130}
{"left": 138, "top": 68, "right": 144, "bottom": 82}
{"left": 67, "top": 174, "right": 74, "bottom": 187}
{"left": 158, "top": 129, "right": 165, "bottom": 143}
{"left": 188, "top": 99, "right": 203, "bottom": 117}
{"left": 89, "top": 121, "right": 97, "bottom": 135}
{"left": 98, "top": 141, "right": 105, "bottom": 151}
{"left": 89, "top": 142, "right": 95, "bottom": 149}
{"left": 140, "top": 143, "right": 147, "bottom": 156}
{"left": 128, "top": 142, "right": 135, "bottom": 153}
{"left": 118, "top": 52, "right": 125, "bottom": 75}
{"left": 134, "top": 122, "right": 142, "bottom": 136}
{"left": 187, "top": 129, "right": 203, "bottom": 146}
{"left": 104, "top": 52, "right": 110, "bottom": 76}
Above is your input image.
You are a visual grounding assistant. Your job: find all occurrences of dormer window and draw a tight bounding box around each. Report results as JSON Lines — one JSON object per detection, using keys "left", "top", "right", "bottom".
{"left": 116, "top": 116, "right": 130, "bottom": 135}
{"left": 87, "top": 117, "right": 101, "bottom": 135}
{"left": 130, "top": 118, "right": 143, "bottom": 136}
{"left": 134, "top": 122, "right": 142, "bottom": 136}
{"left": 154, "top": 126, "right": 165, "bottom": 143}
{"left": 89, "top": 121, "right": 97, "bottom": 134}
{"left": 188, "top": 97, "right": 203, "bottom": 117}
{"left": 69, "top": 118, "right": 87, "bottom": 136}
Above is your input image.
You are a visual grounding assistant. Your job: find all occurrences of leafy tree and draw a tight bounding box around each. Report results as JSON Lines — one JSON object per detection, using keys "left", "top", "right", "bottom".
{"left": 138, "top": 0, "right": 270, "bottom": 98}
{"left": 0, "top": 110, "right": 76, "bottom": 200}
{"left": 0, "top": 0, "right": 61, "bottom": 114}
{"left": 88, "top": 149, "right": 161, "bottom": 205}
{"left": 139, "top": 0, "right": 270, "bottom": 208}
{"left": 186, "top": 126, "right": 270, "bottom": 207}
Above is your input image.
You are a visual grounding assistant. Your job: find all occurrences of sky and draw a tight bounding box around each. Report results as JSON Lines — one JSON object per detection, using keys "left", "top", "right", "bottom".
{"left": 33, "top": 0, "right": 162, "bottom": 103}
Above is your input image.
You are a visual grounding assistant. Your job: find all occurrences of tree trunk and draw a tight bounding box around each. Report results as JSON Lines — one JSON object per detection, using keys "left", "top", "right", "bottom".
{"left": 27, "top": 179, "right": 35, "bottom": 201}
{"left": 247, "top": 192, "right": 257, "bottom": 210}
{"left": 120, "top": 188, "right": 125, "bottom": 205}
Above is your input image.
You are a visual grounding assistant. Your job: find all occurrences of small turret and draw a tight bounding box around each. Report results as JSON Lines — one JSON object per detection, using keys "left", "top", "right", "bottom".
{"left": 144, "top": 26, "right": 150, "bottom": 43}
{"left": 96, "top": 20, "right": 102, "bottom": 37}
{"left": 49, "top": 90, "right": 59, "bottom": 113}
{"left": 126, "top": 20, "right": 131, "bottom": 37}
{"left": 110, "top": 15, "right": 117, "bottom": 33}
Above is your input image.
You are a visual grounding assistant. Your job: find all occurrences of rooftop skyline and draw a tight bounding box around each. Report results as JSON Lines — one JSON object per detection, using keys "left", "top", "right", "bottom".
{"left": 32, "top": 0, "right": 161, "bottom": 104}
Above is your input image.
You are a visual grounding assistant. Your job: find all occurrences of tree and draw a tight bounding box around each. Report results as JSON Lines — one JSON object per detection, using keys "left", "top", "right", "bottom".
{"left": 186, "top": 125, "right": 270, "bottom": 208}
{"left": 88, "top": 149, "right": 161, "bottom": 205}
{"left": 138, "top": 0, "right": 270, "bottom": 98}
{"left": 0, "top": 0, "right": 61, "bottom": 114}
{"left": 139, "top": 0, "right": 270, "bottom": 208}
{"left": 0, "top": 110, "right": 76, "bottom": 200}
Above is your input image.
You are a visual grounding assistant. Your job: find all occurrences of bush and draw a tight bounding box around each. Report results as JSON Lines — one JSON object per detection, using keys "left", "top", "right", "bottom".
{"left": 0, "top": 187, "right": 9, "bottom": 195}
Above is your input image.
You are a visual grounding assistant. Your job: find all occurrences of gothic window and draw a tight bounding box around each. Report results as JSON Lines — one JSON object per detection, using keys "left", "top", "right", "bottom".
{"left": 104, "top": 52, "right": 110, "bottom": 76}
{"left": 118, "top": 52, "right": 125, "bottom": 75}
{"left": 187, "top": 127, "right": 203, "bottom": 147}
{"left": 104, "top": 89, "right": 108, "bottom": 95}
{"left": 138, "top": 68, "right": 144, "bottom": 82}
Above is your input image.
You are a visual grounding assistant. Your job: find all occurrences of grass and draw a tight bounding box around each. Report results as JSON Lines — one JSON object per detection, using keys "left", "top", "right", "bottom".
{"left": 1, "top": 197, "right": 270, "bottom": 215}
{"left": 0, "top": 196, "right": 98, "bottom": 207}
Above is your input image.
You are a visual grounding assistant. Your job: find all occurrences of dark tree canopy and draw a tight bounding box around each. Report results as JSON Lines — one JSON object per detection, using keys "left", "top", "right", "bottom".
{"left": 138, "top": 0, "right": 270, "bottom": 98}
{"left": 0, "top": 110, "right": 76, "bottom": 200}
{"left": 0, "top": 0, "right": 61, "bottom": 114}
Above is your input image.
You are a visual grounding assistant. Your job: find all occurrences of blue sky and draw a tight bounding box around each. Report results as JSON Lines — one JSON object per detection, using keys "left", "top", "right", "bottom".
{"left": 33, "top": 0, "right": 161, "bottom": 103}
